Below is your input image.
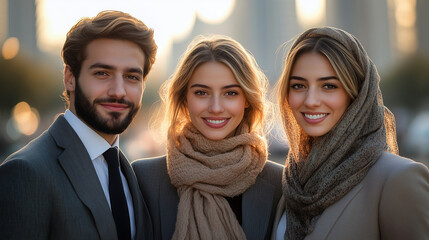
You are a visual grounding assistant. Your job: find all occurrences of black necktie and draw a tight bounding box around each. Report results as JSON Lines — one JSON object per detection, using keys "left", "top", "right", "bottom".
{"left": 103, "top": 147, "right": 131, "bottom": 240}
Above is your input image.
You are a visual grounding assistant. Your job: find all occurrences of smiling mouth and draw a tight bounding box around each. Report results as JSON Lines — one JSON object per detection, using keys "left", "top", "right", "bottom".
{"left": 206, "top": 119, "right": 227, "bottom": 124}
{"left": 304, "top": 113, "right": 327, "bottom": 120}
{"left": 203, "top": 118, "right": 230, "bottom": 128}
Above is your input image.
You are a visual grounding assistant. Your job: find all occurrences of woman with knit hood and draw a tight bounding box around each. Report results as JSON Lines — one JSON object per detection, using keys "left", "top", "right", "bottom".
{"left": 271, "top": 27, "right": 429, "bottom": 240}
{"left": 132, "top": 35, "right": 283, "bottom": 240}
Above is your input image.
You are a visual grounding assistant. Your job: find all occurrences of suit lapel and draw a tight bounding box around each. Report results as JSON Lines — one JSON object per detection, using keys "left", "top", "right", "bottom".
{"left": 50, "top": 115, "right": 117, "bottom": 240}
{"left": 306, "top": 183, "right": 364, "bottom": 240}
{"left": 242, "top": 176, "right": 276, "bottom": 240}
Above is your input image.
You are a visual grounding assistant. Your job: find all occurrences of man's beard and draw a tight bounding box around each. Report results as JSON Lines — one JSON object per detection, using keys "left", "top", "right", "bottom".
{"left": 74, "top": 81, "right": 140, "bottom": 135}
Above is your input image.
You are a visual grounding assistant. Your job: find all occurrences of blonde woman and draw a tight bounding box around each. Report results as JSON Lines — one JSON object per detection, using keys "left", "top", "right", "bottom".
{"left": 271, "top": 27, "right": 429, "bottom": 240}
{"left": 132, "top": 35, "right": 283, "bottom": 240}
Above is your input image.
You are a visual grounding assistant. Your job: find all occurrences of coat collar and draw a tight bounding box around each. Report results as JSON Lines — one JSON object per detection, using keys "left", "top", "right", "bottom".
{"left": 50, "top": 115, "right": 117, "bottom": 240}
{"left": 305, "top": 182, "right": 364, "bottom": 240}
{"left": 271, "top": 183, "right": 364, "bottom": 240}
{"left": 159, "top": 163, "right": 179, "bottom": 240}
{"left": 242, "top": 170, "right": 277, "bottom": 240}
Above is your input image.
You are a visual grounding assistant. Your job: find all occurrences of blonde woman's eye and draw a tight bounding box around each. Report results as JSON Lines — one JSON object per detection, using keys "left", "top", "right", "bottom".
{"left": 225, "top": 91, "right": 238, "bottom": 96}
{"left": 194, "top": 90, "right": 207, "bottom": 96}
{"left": 290, "top": 83, "right": 305, "bottom": 89}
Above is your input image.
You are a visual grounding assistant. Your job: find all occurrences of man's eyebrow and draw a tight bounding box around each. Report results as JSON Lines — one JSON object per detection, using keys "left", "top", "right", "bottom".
{"left": 89, "top": 63, "right": 114, "bottom": 70}
{"left": 88, "top": 63, "right": 143, "bottom": 75}
{"left": 127, "top": 68, "right": 143, "bottom": 75}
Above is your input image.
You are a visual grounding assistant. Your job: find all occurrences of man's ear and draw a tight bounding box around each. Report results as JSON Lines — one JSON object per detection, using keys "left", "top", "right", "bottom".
{"left": 64, "top": 65, "right": 76, "bottom": 92}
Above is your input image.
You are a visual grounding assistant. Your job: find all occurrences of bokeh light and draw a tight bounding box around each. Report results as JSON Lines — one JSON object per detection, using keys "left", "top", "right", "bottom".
{"left": 2, "top": 37, "right": 20, "bottom": 60}
{"left": 394, "top": 0, "right": 417, "bottom": 55}
{"left": 395, "top": 0, "right": 416, "bottom": 27}
{"left": 296, "top": 0, "right": 326, "bottom": 28}
{"left": 196, "top": 0, "right": 235, "bottom": 24}
{"left": 12, "top": 101, "right": 40, "bottom": 136}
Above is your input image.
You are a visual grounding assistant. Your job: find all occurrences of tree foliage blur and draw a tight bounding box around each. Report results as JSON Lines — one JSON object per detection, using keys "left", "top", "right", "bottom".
{"left": 381, "top": 54, "right": 429, "bottom": 112}
{"left": 0, "top": 54, "right": 63, "bottom": 114}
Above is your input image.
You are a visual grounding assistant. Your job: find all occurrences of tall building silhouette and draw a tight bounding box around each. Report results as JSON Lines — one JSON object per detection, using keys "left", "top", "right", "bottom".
{"left": 416, "top": 0, "right": 429, "bottom": 57}
{"left": 169, "top": 0, "right": 300, "bottom": 83}
{"left": 6, "top": 0, "right": 39, "bottom": 58}
{"left": 326, "top": 0, "right": 393, "bottom": 72}
{"left": 0, "top": 0, "right": 7, "bottom": 43}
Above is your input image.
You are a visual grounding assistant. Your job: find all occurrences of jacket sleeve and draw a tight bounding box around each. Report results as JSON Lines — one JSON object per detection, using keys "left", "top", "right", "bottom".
{"left": 379, "top": 161, "right": 429, "bottom": 240}
{"left": 0, "top": 158, "right": 51, "bottom": 240}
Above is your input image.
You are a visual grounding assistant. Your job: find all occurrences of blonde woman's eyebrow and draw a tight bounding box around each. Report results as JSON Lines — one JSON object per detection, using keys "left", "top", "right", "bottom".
{"left": 222, "top": 84, "right": 241, "bottom": 89}
{"left": 189, "top": 84, "right": 242, "bottom": 89}
{"left": 190, "top": 84, "right": 210, "bottom": 89}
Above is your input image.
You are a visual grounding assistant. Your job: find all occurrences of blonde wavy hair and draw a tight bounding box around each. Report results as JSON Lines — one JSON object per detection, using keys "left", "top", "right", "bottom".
{"left": 159, "top": 35, "right": 271, "bottom": 142}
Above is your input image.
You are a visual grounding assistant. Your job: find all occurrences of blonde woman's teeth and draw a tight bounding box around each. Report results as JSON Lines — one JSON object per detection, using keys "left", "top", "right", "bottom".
{"left": 206, "top": 119, "right": 227, "bottom": 124}
{"left": 305, "top": 114, "right": 327, "bottom": 120}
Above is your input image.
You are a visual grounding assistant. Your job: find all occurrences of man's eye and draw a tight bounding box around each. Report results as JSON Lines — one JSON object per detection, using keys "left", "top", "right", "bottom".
{"left": 95, "top": 71, "right": 108, "bottom": 76}
{"left": 127, "top": 75, "right": 140, "bottom": 81}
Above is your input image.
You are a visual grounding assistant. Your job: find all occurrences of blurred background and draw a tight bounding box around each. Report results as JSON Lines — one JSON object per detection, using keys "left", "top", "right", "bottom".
{"left": 1, "top": 0, "right": 428, "bottom": 165}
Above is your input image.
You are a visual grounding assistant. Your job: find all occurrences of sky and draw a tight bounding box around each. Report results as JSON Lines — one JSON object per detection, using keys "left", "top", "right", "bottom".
{"left": 36, "top": 0, "right": 236, "bottom": 56}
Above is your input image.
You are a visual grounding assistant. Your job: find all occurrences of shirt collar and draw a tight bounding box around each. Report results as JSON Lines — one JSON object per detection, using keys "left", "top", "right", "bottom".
{"left": 64, "top": 110, "right": 119, "bottom": 161}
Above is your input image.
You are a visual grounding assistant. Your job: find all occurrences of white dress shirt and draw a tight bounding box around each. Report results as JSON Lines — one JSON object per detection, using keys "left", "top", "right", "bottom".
{"left": 64, "top": 110, "right": 136, "bottom": 239}
{"left": 276, "top": 211, "right": 287, "bottom": 240}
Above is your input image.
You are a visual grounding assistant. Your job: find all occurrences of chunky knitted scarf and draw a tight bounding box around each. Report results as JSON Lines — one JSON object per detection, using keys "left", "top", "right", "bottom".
{"left": 281, "top": 27, "right": 399, "bottom": 239}
{"left": 167, "top": 122, "right": 267, "bottom": 240}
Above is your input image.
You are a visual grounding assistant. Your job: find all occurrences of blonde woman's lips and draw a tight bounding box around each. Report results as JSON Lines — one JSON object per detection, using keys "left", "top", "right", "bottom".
{"left": 203, "top": 117, "right": 230, "bottom": 128}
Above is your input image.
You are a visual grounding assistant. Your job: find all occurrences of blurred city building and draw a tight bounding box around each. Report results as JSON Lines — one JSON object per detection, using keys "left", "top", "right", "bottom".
{"left": 169, "top": 0, "right": 300, "bottom": 85}
{"left": 1, "top": 0, "right": 40, "bottom": 58}
{"left": 1, "top": 0, "right": 428, "bottom": 163}
{"left": 416, "top": 0, "right": 429, "bottom": 57}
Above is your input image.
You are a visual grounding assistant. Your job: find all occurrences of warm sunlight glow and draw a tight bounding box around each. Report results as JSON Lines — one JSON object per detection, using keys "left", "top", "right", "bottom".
{"left": 396, "top": 27, "right": 417, "bottom": 54}
{"left": 2, "top": 37, "right": 20, "bottom": 60}
{"left": 125, "top": 129, "right": 166, "bottom": 160}
{"left": 37, "top": 0, "right": 234, "bottom": 57}
{"left": 395, "top": 0, "right": 416, "bottom": 27}
{"left": 0, "top": 0, "right": 7, "bottom": 41}
{"left": 393, "top": 0, "right": 417, "bottom": 55}
{"left": 296, "top": 0, "right": 326, "bottom": 28}
{"left": 12, "top": 101, "right": 40, "bottom": 136}
{"left": 196, "top": 0, "right": 235, "bottom": 24}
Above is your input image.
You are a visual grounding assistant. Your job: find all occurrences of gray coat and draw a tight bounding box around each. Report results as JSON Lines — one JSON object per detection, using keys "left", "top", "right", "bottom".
{"left": 271, "top": 152, "right": 429, "bottom": 240}
{"left": 132, "top": 156, "right": 283, "bottom": 240}
{"left": 0, "top": 115, "right": 153, "bottom": 240}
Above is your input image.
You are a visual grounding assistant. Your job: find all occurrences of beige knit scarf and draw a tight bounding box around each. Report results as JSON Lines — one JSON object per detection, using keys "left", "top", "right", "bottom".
{"left": 281, "top": 27, "right": 399, "bottom": 240}
{"left": 167, "top": 122, "right": 267, "bottom": 240}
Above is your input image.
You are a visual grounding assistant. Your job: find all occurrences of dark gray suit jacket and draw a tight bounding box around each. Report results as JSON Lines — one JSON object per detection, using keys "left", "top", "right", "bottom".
{"left": 0, "top": 115, "right": 153, "bottom": 240}
{"left": 132, "top": 156, "right": 283, "bottom": 240}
